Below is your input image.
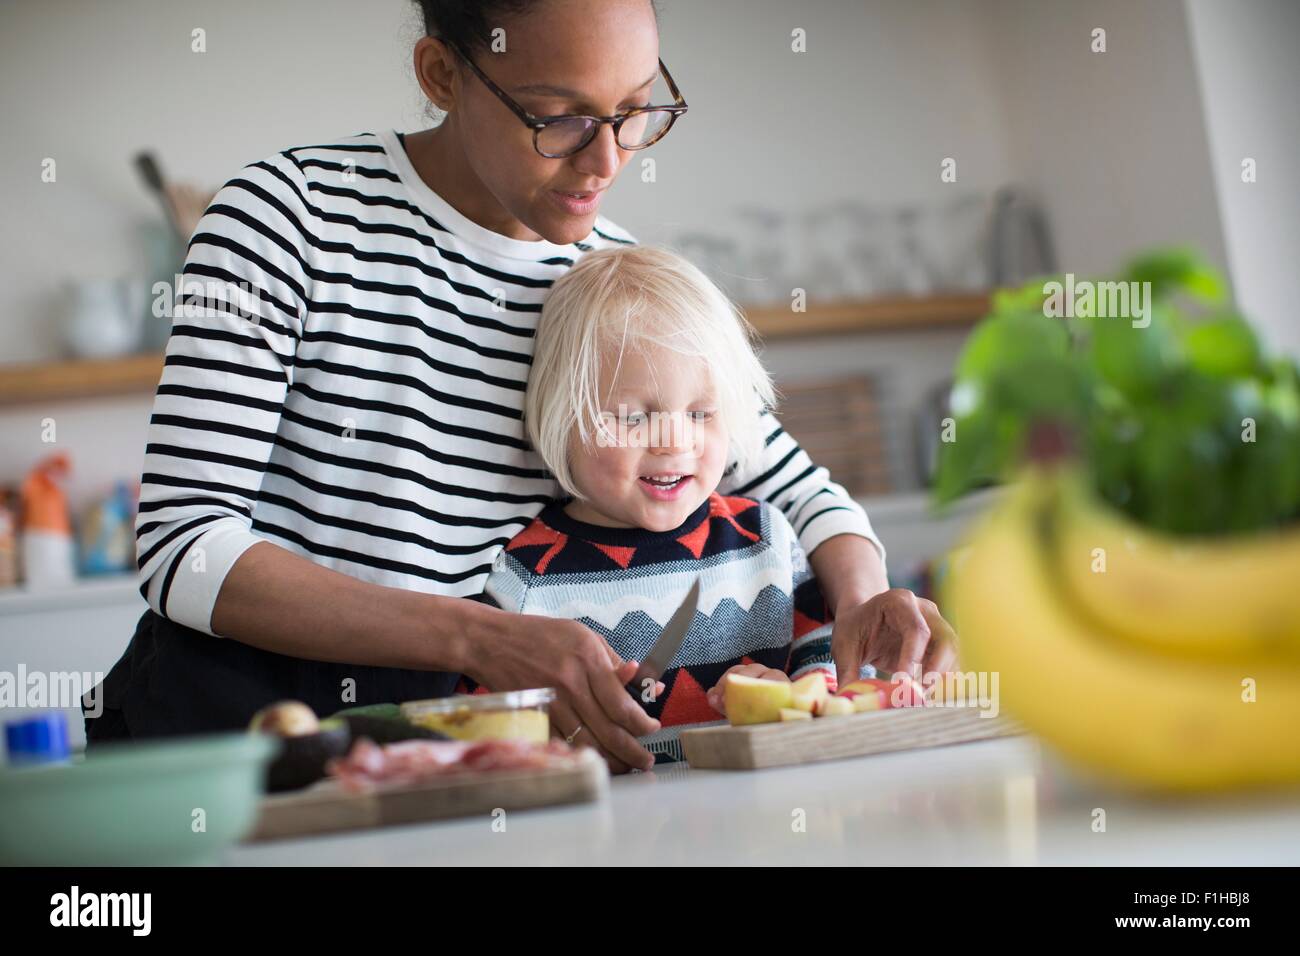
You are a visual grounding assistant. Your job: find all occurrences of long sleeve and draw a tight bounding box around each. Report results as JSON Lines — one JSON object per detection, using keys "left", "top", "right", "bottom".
{"left": 135, "top": 153, "right": 311, "bottom": 635}
{"left": 716, "top": 403, "right": 887, "bottom": 568}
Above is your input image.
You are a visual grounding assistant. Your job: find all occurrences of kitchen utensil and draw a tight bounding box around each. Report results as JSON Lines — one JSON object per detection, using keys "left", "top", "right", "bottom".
{"left": 249, "top": 747, "right": 608, "bottom": 842}
{"left": 989, "top": 187, "right": 1057, "bottom": 285}
{"left": 134, "top": 151, "right": 188, "bottom": 243}
{"left": 0, "top": 732, "right": 277, "bottom": 865}
{"left": 401, "top": 688, "right": 556, "bottom": 743}
{"left": 627, "top": 577, "right": 700, "bottom": 703}
{"left": 680, "top": 707, "right": 1022, "bottom": 770}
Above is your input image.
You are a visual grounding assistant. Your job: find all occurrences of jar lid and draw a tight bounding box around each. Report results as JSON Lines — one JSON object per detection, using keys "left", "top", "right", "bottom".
{"left": 5, "top": 712, "right": 70, "bottom": 766}
{"left": 401, "top": 688, "right": 556, "bottom": 717}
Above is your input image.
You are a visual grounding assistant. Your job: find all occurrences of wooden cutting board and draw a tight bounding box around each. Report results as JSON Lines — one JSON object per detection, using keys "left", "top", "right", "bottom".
{"left": 248, "top": 748, "right": 608, "bottom": 842}
{"left": 680, "top": 707, "right": 1023, "bottom": 770}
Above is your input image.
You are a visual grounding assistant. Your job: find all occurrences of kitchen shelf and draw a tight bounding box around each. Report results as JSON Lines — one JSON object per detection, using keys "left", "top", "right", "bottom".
{"left": 0, "top": 352, "right": 164, "bottom": 407}
{"left": 0, "top": 574, "right": 143, "bottom": 617}
{"left": 743, "top": 292, "right": 990, "bottom": 340}
{"left": 0, "top": 294, "right": 991, "bottom": 406}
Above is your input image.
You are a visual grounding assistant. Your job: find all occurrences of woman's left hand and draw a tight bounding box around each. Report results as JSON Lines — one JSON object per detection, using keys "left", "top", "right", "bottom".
{"left": 830, "top": 589, "right": 959, "bottom": 690}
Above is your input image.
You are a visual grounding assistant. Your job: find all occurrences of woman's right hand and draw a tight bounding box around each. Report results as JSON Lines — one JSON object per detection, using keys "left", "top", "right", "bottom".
{"left": 464, "top": 610, "right": 661, "bottom": 773}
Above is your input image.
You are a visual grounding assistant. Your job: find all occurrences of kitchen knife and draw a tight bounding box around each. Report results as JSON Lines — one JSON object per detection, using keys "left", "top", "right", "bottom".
{"left": 626, "top": 577, "right": 701, "bottom": 706}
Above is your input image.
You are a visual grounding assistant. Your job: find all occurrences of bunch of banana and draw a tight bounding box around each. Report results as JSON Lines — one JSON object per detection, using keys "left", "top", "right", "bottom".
{"left": 945, "top": 468, "right": 1300, "bottom": 791}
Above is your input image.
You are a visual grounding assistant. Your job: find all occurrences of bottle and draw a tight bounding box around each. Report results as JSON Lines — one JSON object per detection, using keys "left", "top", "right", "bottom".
{"left": 19, "top": 453, "right": 76, "bottom": 591}
{"left": 0, "top": 487, "right": 17, "bottom": 589}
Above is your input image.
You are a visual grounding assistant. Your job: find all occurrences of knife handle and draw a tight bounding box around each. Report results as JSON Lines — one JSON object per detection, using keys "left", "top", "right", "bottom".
{"left": 625, "top": 673, "right": 660, "bottom": 706}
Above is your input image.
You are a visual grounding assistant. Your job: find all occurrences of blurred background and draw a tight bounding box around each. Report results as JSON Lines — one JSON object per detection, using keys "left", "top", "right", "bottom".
{"left": 1, "top": 0, "right": 1297, "bottom": 741}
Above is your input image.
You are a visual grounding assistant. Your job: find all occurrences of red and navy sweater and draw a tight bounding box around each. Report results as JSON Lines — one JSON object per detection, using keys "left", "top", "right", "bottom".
{"left": 468, "top": 491, "right": 836, "bottom": 762}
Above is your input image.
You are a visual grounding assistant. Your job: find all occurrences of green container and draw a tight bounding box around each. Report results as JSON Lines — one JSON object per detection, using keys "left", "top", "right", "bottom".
{"left": 0, "top": 732, "right": 278, "bottom": 866}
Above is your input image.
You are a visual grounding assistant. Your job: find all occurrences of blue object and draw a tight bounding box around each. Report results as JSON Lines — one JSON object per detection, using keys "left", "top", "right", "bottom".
{"left": 5, "top": 713, "right": 70, "bottom": 766}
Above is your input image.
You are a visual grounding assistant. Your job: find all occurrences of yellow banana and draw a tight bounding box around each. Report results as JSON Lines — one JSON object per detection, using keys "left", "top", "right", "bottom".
{"left": 947, "top": 473, "right": 1300, "bottom": 792}
{"left": 1051, "top": 471, "right": 1300, "bottom": 663}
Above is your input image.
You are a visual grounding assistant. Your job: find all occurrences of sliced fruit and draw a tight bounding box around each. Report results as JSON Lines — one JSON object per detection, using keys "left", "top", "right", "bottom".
{"left": 724, "top": 673, "right": 794, "bottom": 726}
{"left": 815, "top": 696, "right": 856, "bottom": 717}
{"left": 789, "top": 672, "right": 831, "bottom": 712}
{"left": 837, "top": 682, "right": 887, "bottom": 711}
{"left": 778, "top": 708, "right": 813, "bottom": 722}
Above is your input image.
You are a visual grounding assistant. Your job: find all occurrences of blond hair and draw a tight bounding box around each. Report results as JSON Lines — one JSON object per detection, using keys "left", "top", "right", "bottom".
{"left": 525, "top": 245, "right": 776, "bottom": 499}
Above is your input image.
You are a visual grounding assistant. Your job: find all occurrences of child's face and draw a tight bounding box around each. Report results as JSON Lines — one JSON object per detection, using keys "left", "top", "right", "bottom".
{"left": 565, "top": 345, "right": 730, "bottom": 531}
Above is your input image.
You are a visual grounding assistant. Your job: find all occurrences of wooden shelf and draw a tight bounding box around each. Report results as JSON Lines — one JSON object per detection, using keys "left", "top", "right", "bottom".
{"left": 0, "top": 293, "right": 990, "bottom": 406}
{"left": 743, "top": 292, "right": 990, "bottom": 340}
{"left": 0, "top": 352, "right": 164, "bottom": 407}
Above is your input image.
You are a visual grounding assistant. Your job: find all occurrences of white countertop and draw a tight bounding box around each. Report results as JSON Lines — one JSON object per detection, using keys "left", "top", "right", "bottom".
{"left": 226, "top": 737, "right": 1300, "bottom": 866}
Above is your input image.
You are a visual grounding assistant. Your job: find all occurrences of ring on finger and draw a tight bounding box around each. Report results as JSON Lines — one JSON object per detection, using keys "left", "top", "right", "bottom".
{"left": 565, "top": 723, "right": 583, "bottom": 744}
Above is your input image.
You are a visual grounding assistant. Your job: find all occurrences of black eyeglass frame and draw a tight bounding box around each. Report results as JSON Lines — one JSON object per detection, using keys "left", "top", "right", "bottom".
{"left": 447, "top": 40, "right": 689, "bottom": 158}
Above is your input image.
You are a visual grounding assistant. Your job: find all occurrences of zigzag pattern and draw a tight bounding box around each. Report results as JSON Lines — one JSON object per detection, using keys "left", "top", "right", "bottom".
{"left": 480, "top": 491, "right": 834, "bottom": 759}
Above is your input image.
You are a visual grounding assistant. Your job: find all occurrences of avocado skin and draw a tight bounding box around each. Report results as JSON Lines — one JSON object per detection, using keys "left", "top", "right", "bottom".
{"left": 327, "top": 703, "right": 451, "bottom": 744}
{"left": 265, "top": 723, "right": 352, "bottom": 792}
{"left": 338, "top": 715, "right": 450, "bottom": 745}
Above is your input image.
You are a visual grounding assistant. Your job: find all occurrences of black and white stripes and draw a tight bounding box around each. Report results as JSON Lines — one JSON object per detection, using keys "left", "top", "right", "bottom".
{"left": 135, "top": 130, "right": 883, "bottom": 635}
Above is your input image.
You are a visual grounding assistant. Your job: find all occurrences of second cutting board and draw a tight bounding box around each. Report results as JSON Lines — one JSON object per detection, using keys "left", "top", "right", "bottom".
{"left": 249, "top": 747, "right": 608, "bottom": 842}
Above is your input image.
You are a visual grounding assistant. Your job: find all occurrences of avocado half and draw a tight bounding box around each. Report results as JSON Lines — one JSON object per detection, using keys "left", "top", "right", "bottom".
{"left": 264, "top": 718, "right": 352, "bottom": 793}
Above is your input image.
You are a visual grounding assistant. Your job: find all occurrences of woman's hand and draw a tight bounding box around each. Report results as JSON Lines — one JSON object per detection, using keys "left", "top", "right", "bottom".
{"left": 706, "top": 663, "right": 790, "bottom": 716}
{"left": 830, "top": 589, "right": 959, "bottom": 690}
{"left": 463, "top": 611, "right": 662, "bottom": 773}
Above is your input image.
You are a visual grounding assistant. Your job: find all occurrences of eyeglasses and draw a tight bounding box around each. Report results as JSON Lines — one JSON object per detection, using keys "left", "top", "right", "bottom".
{"left": 448, "top": 40, "right": 688, "bottom": 159}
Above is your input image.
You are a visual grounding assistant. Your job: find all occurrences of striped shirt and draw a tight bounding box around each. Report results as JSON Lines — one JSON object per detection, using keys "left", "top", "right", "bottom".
{"left": 136, "top": 129, "right": 885, "bottom": 636}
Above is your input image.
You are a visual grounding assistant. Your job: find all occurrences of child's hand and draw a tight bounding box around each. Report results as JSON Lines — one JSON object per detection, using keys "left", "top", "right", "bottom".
{"left": 706, "top": 664, "right": 790, "bottom": 716}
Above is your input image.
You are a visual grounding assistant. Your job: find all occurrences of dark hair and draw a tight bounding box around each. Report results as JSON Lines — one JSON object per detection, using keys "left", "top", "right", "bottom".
{"left": 413, "top": 1, "right": 535, "bottom": 53}
{"left": 414, "top": 0, "right": 657, "bottom": 54}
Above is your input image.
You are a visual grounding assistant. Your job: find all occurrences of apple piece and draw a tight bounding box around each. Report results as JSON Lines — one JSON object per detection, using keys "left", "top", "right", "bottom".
{"left": 778, "top": 707, "right": 813, "bottom": 722}
{"left": 789, "top": 672, "right": 830, "bottom": 713}
{"left": 724, "top": 673, "right": 794, "bottom": 726}
{"left": 848, "top": 691, "right": 884, "bottom": 712}
{"left": 890, "top": 674, "right": 928, "bottom": 708}
{"left": 841, "top": 676, "right": 926, "bottom": 709}
{"left": 837, "top": 681, "right": 889, "bottom": 711}
{"left": 814, "top": 696, "right": 856, "bottom": 717}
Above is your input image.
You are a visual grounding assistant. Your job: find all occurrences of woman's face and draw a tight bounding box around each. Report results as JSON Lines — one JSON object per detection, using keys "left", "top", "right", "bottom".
{"left": 565, "top": 344, "right": 730, "bottom": 532}
{"left": 447, "top": 0, "right": 661, "bottom": 245}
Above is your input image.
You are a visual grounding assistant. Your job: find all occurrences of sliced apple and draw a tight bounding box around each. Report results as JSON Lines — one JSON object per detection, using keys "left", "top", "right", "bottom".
{"left": 724, "top": 673, "right": 794, "bottom": 726}
{"left": 778, "top": 707, "right": 813, "bottom": 722}
{"left": 837, "top": 681, "right": 888, "bottom": 711}
{"left": 840, "top": 676, "right": 926, "bottom": 709}
{"left": 789, "top": 672, "right": 830, "bottom": 713}
{"left": 848, "top": 691, "right": 884, "bottom": 713}
{"left": 815, "top": 696, "right": 856, "bottom": 717}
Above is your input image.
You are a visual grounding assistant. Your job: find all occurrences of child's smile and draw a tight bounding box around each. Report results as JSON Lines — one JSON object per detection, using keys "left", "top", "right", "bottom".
{"left": 564, "top": 347, "right": 729, "bottom": 531}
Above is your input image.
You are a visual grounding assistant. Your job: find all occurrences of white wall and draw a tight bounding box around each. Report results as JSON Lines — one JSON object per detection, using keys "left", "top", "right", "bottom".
{"left": 0, "top": 0, "right": 1257, "bottom": 506}
{"left": 977, "top": 0, "right": 1228, "bottom": 277}
{"left": 1186, "top": 0, "right": 1300, "bottom": 358}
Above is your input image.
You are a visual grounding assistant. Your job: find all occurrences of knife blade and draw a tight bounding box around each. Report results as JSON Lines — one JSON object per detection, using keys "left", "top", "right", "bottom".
{"left": 626, "top": 577, "right": 701, "bottom": 705}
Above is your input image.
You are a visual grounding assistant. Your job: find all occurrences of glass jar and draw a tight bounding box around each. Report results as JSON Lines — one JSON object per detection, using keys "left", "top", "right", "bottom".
{"left": 400, "top": 689, "right": 556, "bottom": 744}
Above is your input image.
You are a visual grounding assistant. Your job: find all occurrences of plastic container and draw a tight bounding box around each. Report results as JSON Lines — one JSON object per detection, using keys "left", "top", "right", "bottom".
{"left": 5, "top": 713, "right": 71, "bottom": 767}
{"left": 401, "top": 689, "right": 556, "bottom": 743}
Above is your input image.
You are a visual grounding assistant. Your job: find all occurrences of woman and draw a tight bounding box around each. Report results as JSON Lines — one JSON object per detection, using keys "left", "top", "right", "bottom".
{"left": 87, "top": 0, "right": 956, "bottom": 773}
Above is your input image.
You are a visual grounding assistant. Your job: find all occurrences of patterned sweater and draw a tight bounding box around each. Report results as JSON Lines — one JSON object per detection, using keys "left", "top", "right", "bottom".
{"left": 467, "top": 491, "right": 838, "bottom": 763}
